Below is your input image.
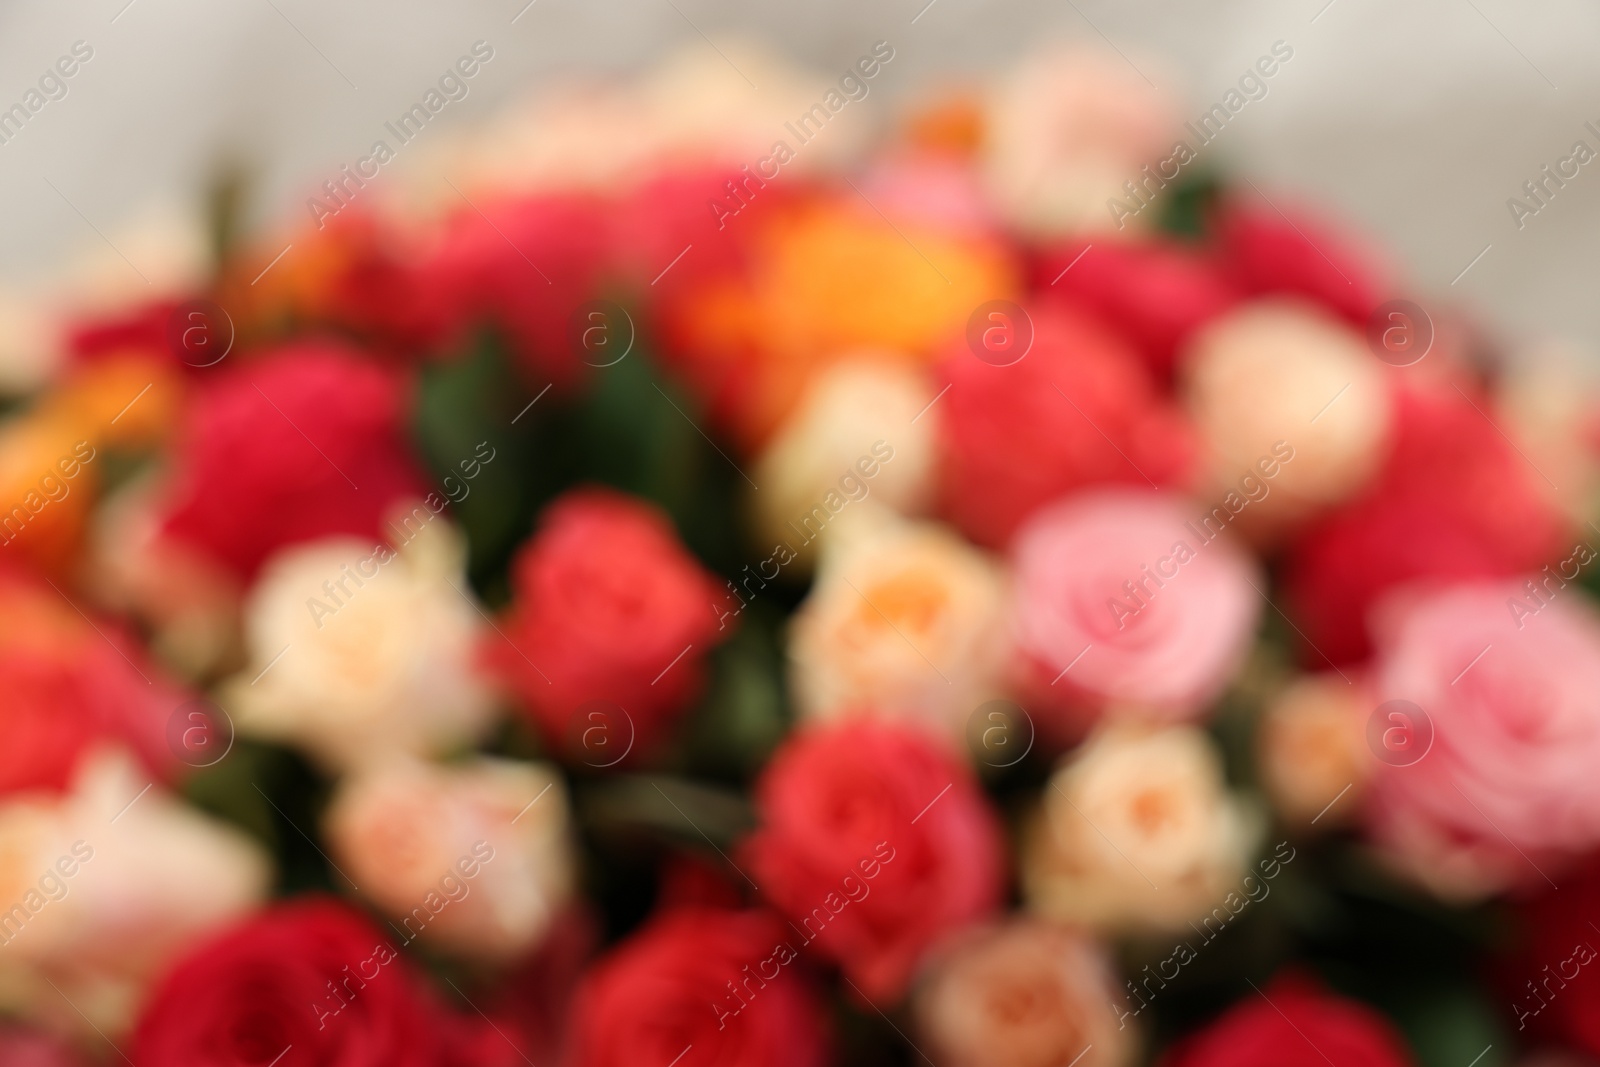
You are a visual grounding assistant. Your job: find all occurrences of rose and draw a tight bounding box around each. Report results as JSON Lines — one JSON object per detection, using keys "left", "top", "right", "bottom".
{"left": 1035, "top": 238, "right": 1240, "bottom": 377}
{"left": 1182, "top": 299, "right": 1394, "bottom": 536}
{"left": 1257, "top": 673, "right": 1370, "bottom": 828}
{"left": 1284, "top": 381, "right": 1571, "bottom": 665}
{"left": 742, "top": 721, "right": 1003, "bottom": 1002}
{"left": 223, "top": 518, "right": 496, "bottom": 772}
{"left": 1160, "top": 974, "right": 1414, "bottom": 1067}
{"left": 1214, "top": 196, "right": 1390, "bottom": 325}
{"left": 788, "top": 511, "right": 1009, "bottom": 744}
{"left": 1512, "top": 858, "right": 1600, "bottom": 1053}
{"left": 1364, "top": 582, "right": 1600, "bottom": 898}
{"left": 1009, "top": 488, "right": 1260, "bottom": 732}
{"left": 567, "top": 907, "right": 830, "bottom": 1067}
{"left": 937, "top": 303, "right": 1197, "bottom": 549}
{"left": 157, "top": 341, "right": 427, "bottom": 580}
{"left": 325, "top": 756, "right": 574, "bottom": 961}
{"left": 1021, "top": 724, "right": 1256, "bottom": 934}
{"left": 914, "top": 918, "right": 1134, "bottom": 1067}
{"left": 132, "top": 897, "right": 457, "bottom": 1067}
{"left": 0, "top": 1026, "right": 89, "bottom": 1067}
{"left": 491, "top": 488, "right": 731, "bottom": 762}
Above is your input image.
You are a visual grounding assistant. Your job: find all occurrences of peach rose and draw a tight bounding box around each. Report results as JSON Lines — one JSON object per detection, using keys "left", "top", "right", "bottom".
{"left": 1366, "top": 582, "right": 1600, "bottom": 899}
{"left": 1010, "top": 488, "right": 1260, "bottom": 733}
{"left": 789, "top": 508, "right": 1009, "bottom": 744}
{"left": 1258, "top": 673, "right": 1370, "bottom": 828}
{"left": 915, "top": 918, "right": 1134, "bottom": 1067}
{"left": 1022, "top": 724, "right": 1257, "bottom": 933}
{"left": 325, "top": 756, "right": 575, "bottom": 961}
{"left": 221, "top": 514, "right": 496, "bottom": 771}
{"left": 1183, "top": 299, "right": 1393, "bottom": 535}
{"left": 983, "top": 44, "right": 1177, "bottom": 235}
{"left": 751, "top": 360, "right": 937, "bottom": 561}
{"left": 0, "top": 747, "right": 269, "bottom": 1037}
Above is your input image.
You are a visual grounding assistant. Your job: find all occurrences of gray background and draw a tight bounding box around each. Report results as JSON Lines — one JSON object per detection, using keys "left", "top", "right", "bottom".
{"left": 0, "top": 0, "right": 1595, "bottom": 355}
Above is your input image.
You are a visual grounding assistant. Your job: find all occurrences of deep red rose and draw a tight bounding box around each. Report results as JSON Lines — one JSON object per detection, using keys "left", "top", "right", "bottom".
{"left": 1032, "top": 238, "right": 1240, "bottom": 376}
{"left": 743, "top": 721, "right": 1004, "bottom": 1002}
{"left": 158, "top": 341, "right": 427, "bottom": 580}
{"left": 133, "top": 897, "right": 458, "bottom": 1067}
{"left": 936, "top": 300, "right": 1197, "bottom": 548}
{"left": 1511, "top": 856, "right": 1600, "bottom": 1053}
{"left": 567, "top": 907, "right": 830, "bottom": 1067}
{"left": 423, "top": 192, "right": 614, "bottom": 388}
{"left": 0, "top": 565, "right": 182, "bottom": 796}
{"left": 1283, "top": 380, "right": 1570, "bottom": 664}
{"left": 1163, "top": 974, "right": 1415, "bottom": 1067}
{"left": 1214, "top": 196, "right": 1388, "bottom": 325}
{"left": 492, "top": 488, "right": 732, "bottom": 761}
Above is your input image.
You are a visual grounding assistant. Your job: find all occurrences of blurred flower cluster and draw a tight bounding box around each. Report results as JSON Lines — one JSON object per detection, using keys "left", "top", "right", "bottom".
{"left": 2, "top": 34, "right": 1600, "bottom": 1067}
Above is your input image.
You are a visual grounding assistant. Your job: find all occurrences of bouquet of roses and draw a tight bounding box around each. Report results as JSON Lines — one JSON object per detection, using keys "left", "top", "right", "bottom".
{"left": 1, "top": 36, "right": 1598, "bottom": 1067}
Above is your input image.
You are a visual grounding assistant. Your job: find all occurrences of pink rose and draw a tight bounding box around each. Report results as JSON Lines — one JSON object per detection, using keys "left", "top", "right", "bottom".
{"left": 1010, "top": 488, "right": 1260, "bottom": 735}
{"left": 1366, "top": 582, "right": 1600, "bottom": 898}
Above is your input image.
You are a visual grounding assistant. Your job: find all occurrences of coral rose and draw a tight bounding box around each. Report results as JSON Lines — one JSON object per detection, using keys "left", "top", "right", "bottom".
{"left": 743, "top": 721, "right": 1003, "bottom": 1002}
{"left": 1161, "top": 974, "right": 1414, "bottom": 1067}
{"left": 1010, "top": 488, "right": 1260, "bottom": 731}
{"left": 1021, "top": 724, "right": 1257, "bottom": 934}
{"left": 492, "top": 488, "right": 731, "bottom": 762}
{"left": 915, "top": 918, "right": 1134, "bottom": 1067}
{"left": 1365, "top": 583, "right": 1600, "bottom": 899}
{"left": 325, "top": 756, "right": 574, "bottom": 961}
{"left": 938, "top": 303, "right": 1197, "bottom": 548}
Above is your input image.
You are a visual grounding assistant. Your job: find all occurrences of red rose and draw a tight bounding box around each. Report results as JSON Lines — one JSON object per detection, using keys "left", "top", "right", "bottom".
{"left": 937, "top": 301, "right": 1197, "bottom": 548}
{"left": 743, "top": 721, "right": 1004, "bottom": 1002}
{"left": 1033, "top": 238, "right": 1239, "bottom": 377}
{"left": 1163, "top": 974, "right": 1415, "bottom": 1067}
{"left": 492, "top": 488, "right": 732, "bottom": 761}
{"left": 567, "top": 907, "right": 830, "bottom": 1067}
{"left": 0, "top": 565, "right": 181, "bottom": 796}
{"left": 158, "top": 341, "right": 427, "bottom": 580}
{"left": 133, "top": 897, "right": 461, "bottom": 1067}
{"left": 1214, "top": 196, "right": 1388, "bottom": 325}
{"left": 1283, "top": 381, "right": 1569, "bottom": 664}
{"left": 423, "top": 192, "right": 614, "bottom": 387}
{"left": 1512, "top": 857, "right": 1600, "bottom": 1053}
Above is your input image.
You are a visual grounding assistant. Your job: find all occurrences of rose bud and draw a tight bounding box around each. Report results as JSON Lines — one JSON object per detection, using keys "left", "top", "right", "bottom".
{"left": 1022, "top": 724, "right": 1257, "bottom": 934}
{"left": 938, "top": 302, "right": 1197, "bottom": 549}
{"left": 1160, "top": 973, "right": 1415, "bottom": 1067}
{"left": 1010, "top": 488, "right": 1260, "bottom": 734}
{"left": 1257, "top": 673, "right": 1370, "bottom": 829}
{"left": 156, "top": 341, "right": 428, "bottom": 581}
{"left": 567, "top": 907, "right": 830, "bottom": 1067}
{"left": 1365, "top": 582, "right": 1600, "bottom": 899}
{"left": 325, "top": 756, "right": 575, "bottom": 962}
{"left": 222, "top": 518, "right": 496, "bottom": 772}
{"left": 743, "top": 721, "right": 1004, "bottom": 1002}
{"left": 914, "top": 918, "right": 1135, "bottom": 1067}
{"left": 1182, "top": 299, "right": 1394, "bottom": 537}
{"left": 789, "top": 510, "right": 1009, "bottom": 745}
{"left": 131, "top": 897, "right": 460, "bottom": 1067}
{"left": 491, "top": 488, "right": 732, "bottom": 763}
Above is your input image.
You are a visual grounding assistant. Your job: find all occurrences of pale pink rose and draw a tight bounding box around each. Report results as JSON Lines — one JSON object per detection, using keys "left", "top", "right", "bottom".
{"left": 1183, "top": 300, "right": 1393, "bottom": 537}
{"left": 983, "top": 44, "right": 1178, "bottom": 235}
{"left": 1258, "top": 673, "right": 1370, "bottom": 828}
{"left": 915, "top": 918, "right": 1134, "bottom": 1067}
{"left": 222, "top": 515, "right": 497, "bottom": 771}
{"left": 1010, "top": 488, "right": 1261, "bottom": 733}
{"left": 1366, "top": 582, "right": 1600, "bottom": 899}
{"left": 325, "top": 756, "right": 575, "bottom": 961}
{"left": 0, "top": 747, "right": 269, "bottom": 1037}
{"left": 789, "top": 509, "right": 1009, "bottom": 744}
{"left": 1021, "top": 724, "right": 1258, "bottom": 934}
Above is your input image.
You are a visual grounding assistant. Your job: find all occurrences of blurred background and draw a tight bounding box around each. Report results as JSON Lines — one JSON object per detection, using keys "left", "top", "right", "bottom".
{"left": 1, "top": 0, "right": 1598, "bottom": 354}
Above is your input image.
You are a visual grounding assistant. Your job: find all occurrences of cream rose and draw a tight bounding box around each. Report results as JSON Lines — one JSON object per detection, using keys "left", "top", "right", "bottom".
{"left": 324, "top": 756, "right": 575, "bottom": 961}
{"left": 1257, "top": 673, "right": 1370, "bottom": 829}
{"left": 221, "top": 514, "right": 496, "bottom": 771}
{"left": 1183, "top": 299, "right": 1393, "bottom": 535}
{"left": 915, "top": 918, "right": 1135, "bottom": 1067}
{"left": 1022, "top": 724, "right": 1257, "bottom": 933}
{"left": 789, "top": 508, "right": 1009, "bottom": 745}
